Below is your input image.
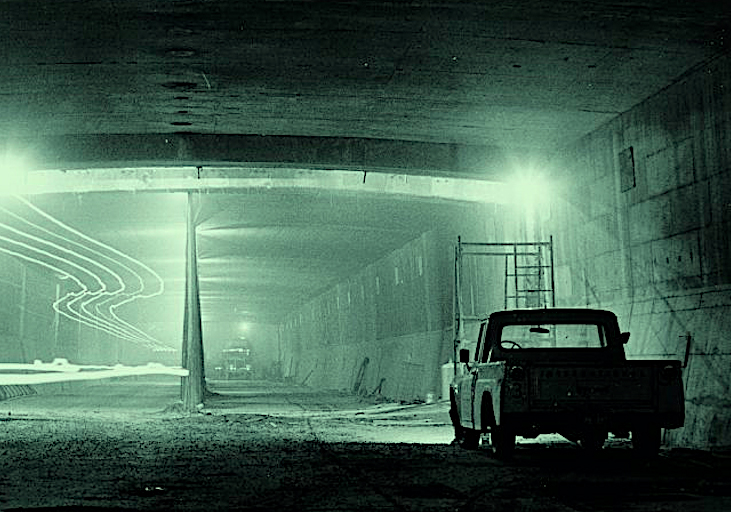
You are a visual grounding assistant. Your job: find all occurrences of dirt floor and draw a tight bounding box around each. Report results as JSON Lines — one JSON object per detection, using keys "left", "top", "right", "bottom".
{"left": 0, "top": 379, "right": 729, "bottom": 511}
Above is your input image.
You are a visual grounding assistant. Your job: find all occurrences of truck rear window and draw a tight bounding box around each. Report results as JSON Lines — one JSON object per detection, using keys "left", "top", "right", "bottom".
{"left": 499, "top": 323, "right": 608, "bottom": 349}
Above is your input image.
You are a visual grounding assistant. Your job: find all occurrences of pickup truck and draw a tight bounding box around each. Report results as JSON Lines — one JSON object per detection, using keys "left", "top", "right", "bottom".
{"left": 450, "top": 308, "right": 685, "bottom": 458}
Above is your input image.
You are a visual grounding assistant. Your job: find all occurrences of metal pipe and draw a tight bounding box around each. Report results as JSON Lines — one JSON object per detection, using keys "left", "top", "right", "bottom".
{"left": 682, "top": 331, "right": 692, "bottom": 369}
{"left": 462, "top": 251, "right": 548, "bottom": 256}
{"left": 513, "top": 244, "right": 519, "bottom": 308}
{"left": 460, "top": 241, "right": 552, "bottom": 247}
{"left": 503, "top": 254, "right": 508, "bottom": 309}
{"left": 549, "top": 235, "right": 556, "bottom": 307}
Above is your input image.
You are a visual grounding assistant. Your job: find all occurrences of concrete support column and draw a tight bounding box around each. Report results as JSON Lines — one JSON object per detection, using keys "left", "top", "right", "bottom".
{"left": 18, "top": 264, "right": 28, "bottom": 362}
{"left": 181, "top": 192, "right": 206, "bottom": 410}
{"left": 52, "top": 282, "right": 61, "bottom": 357}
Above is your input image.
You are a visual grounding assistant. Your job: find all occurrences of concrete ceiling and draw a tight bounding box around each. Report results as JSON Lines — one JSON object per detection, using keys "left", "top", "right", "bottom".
{"left": 2, "top": 0, "right": 727, "bottom": 148}
{"left": 1, "top": 1, "right": 728, "bottom": 347}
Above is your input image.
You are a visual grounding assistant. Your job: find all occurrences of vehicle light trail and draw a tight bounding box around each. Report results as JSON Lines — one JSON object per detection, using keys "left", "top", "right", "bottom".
{"left": 0, "top": 359, "right": 188, "bottom": 385}
{"left": 0, "top": 196, "right": 172, "bottom": 351}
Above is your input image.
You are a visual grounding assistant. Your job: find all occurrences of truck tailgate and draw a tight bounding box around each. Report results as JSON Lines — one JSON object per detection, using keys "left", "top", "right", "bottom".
{"left": 529, "top": 362, "right": 656, "bottom": 409}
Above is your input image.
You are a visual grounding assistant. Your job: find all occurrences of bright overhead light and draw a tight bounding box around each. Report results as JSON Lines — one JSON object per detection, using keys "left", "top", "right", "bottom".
{"left": 1, "top": 152, "right": 29, "bottom": 195}
{"left": 507, "top": 171, "right": 550, "bottom": 207}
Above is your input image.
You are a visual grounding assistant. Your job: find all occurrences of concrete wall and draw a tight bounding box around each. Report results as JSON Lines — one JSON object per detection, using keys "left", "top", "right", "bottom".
{"left": 547, "top": 53, "right": 731, "bottom": 448}
{"left": 279, "top": 202, "right": 525, "bottom": 402}
{"left": 0, "top": 253, "right": 59, "bottom": 363}
{"left": 280, "top": 232, "right": 448, "bottom": 401}
{"left": 0, "top": 251, "right": 175, "bottom": 367}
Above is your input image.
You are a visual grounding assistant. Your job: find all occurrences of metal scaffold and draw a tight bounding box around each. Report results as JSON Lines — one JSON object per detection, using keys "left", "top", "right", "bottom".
{"left": 453, "top": 236, "right": 556, "bottom": 366}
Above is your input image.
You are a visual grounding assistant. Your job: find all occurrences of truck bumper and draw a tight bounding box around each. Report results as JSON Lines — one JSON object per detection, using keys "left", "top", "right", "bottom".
{"left": 502, "top": 410, "right": 685, "bottom": 435}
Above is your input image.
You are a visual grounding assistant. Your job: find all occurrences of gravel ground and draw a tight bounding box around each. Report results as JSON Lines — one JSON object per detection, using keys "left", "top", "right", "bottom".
{"left": 0, "top": 379, "right": 729, "bottom": 511}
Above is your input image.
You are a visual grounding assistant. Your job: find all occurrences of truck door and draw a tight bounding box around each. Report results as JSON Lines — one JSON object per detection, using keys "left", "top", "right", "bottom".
{"left": 456, "top": 321, "right": 488, "bottom": 429}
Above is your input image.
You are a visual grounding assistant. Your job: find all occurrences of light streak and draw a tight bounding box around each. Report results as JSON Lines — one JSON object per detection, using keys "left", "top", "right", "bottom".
{"left": 0, "top": 359, "right": 188, "bottom": 385}
{"left": 0, "top": 227, "right": 151, "bottom": 343}
{"left": 0, "top": 246, "right": 127, "bottom": 339}
{"left": 21, "top": 197, "right": 164, "bottom": 299}
{"left": 0, "top": 196, "right": 174, "bottom": 352}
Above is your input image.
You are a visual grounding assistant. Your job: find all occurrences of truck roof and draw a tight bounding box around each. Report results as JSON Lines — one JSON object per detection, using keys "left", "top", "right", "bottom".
{"left": 488, "top": 308, "right": 619, "bottom": 324}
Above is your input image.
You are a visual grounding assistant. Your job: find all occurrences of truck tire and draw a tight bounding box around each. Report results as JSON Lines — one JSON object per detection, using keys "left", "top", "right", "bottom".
{"left": 490, "top": 426, "right": 515, "bottom": 459}
{"left": 457, "top": 428, "right": 481, "bottom": 450}
{"left": 632, "top": 425, "right": 661, "bottom": 457}
{"left": 450, "top": 393, "right": 480, "bottom": 450}
{"left": 579, "top": 429, "right": 607, "bottom": 452}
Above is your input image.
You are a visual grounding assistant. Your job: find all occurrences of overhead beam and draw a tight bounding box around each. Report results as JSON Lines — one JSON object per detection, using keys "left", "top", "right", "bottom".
{"left": 16, "top": 166, "right": 515, "bottom": 205}
{"left": 2, "top": 133, "right": 542, "bottom": 180}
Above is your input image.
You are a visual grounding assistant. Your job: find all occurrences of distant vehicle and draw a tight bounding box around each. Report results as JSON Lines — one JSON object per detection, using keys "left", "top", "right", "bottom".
{"left": 450, "top": 308, "right": 685, "bottom": 458}
{"left": 218, "top": 347, "right": 253, "bottom": 380}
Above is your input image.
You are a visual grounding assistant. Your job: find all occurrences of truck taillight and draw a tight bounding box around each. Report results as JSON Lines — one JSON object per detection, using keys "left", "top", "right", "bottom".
{"left": 508, "top": 366, "right": 525, "bottom": 381}
{"left": 660, "top": 364, "right": 680, "bottom": 384}
{"left": 505, "top": 366, "right": 527, "bottom": 402}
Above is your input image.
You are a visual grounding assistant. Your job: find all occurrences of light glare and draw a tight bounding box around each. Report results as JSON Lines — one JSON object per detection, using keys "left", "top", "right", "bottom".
{"left": 1, "top": 152, "right": 29, "bottom": 195}
{"left": 508, "top": 172, "right": 550, "bottom": 206}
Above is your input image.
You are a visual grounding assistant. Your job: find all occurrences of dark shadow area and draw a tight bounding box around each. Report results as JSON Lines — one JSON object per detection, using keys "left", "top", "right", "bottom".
{"left": 1, "top": 380, "right": 730, "bottom": 511}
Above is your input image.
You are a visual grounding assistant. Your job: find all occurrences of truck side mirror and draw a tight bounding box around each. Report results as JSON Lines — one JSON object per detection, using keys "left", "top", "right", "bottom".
{"left": 459, "top": 348, "right": 471, "bottom": 363}
{"left": 619, "top": 332, "right": 630, "bottom": 344}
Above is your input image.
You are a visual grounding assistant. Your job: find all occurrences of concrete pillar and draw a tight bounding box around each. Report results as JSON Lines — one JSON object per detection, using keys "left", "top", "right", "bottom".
{"left": 17, "top": 264, "right": 28, "bottom": 362}
{"left": 181, "top": 192, "right": 206, "bottom": 409}
{"left": 52, "top": 282, "right": 60, "bottom": 357}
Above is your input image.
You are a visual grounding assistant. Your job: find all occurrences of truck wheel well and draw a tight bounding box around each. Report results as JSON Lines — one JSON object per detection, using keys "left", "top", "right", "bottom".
{"left": 481, "top": 392, "right": 496, "bottom": 430}
{"left": 449, "top": 388, "right": 460, "bottom": 428}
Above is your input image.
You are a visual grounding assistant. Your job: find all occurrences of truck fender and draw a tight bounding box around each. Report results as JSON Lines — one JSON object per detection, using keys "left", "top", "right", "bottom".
{"left": 473, "top": 372, "right": 503, "bottom": 429}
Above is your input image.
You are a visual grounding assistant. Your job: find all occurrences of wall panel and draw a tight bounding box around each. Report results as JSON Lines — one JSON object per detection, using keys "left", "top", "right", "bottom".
{"left": 279, "top": 202, "right": 523, "bottom": 401}
{"left": 548, "top": 53, "right": 731, "bottom": 448}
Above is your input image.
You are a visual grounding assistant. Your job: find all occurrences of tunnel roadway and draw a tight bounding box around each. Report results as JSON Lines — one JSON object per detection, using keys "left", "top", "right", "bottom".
{"left": 0, "top": 379, "right": 729, "bottom": 511}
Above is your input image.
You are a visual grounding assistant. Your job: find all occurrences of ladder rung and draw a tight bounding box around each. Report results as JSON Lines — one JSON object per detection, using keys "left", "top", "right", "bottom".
{"left": 514, "top": 289, "right": 554, "bottom": 293}
{"left": 514, "top": 265, "right": 551, "bottom": 269}
{"left": 460, "top": 242, "right": 551, "bottom": 247}
{"left": 509, "top": 273, "right": 545, "bottom": 277}
{"left": 464, "top": 251, "right": 522, "bottom": 256}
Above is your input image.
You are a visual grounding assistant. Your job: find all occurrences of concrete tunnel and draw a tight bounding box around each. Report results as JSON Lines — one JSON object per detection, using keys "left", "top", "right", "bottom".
{"left": 3, "top": 66, "right": 731, "bottom": 449}
{"left": 0, "top": 0, "right": 729, "bottom": 459}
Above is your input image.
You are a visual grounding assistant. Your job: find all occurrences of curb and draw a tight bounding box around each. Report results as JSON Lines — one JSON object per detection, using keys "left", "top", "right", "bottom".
{"left": 0, "top": 385, "right": 37, "bottom": 401}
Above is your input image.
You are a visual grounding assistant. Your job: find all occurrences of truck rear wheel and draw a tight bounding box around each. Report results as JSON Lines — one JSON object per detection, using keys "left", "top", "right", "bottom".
{"left": 632, "top": 425, "right": 661, "bottom": 457}
{"left": 450, "top": 394, "right": 480, "bottom": 450}
{"left": 579, "top": 429, "right": 607, "bottom": 452}
{"left": 457, "top": 428, "right": 481, "bottom": 450}
{"left": 490, "top": 426, "right": 515, "bottom": 459}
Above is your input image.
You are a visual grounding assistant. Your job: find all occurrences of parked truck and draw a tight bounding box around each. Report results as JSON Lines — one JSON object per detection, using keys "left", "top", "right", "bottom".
{"left": 215, "top": 347, "right": 254, "bottom": 380}
{"left": 450, "top": 308, "right": 685, "bottom": 458}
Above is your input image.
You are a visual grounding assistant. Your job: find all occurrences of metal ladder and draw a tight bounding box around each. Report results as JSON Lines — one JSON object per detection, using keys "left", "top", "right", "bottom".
{"left": 503, "top": 238, "right": 555, "bottom": 309}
